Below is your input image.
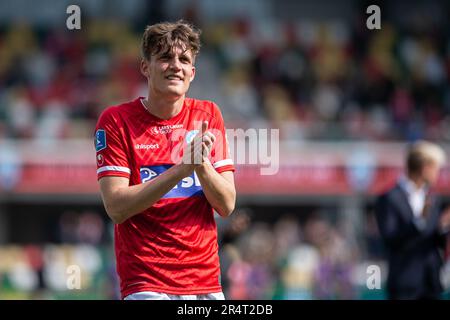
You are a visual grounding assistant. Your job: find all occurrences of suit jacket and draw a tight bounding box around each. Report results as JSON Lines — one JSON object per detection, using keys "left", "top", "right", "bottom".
{"left": 375, "top": 183, "right": 447, "bottom": 299}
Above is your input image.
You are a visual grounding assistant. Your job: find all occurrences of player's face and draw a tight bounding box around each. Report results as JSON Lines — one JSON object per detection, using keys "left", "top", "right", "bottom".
{"left": 143, "top": 45, "right": 196, "bottom": 99}
{"left": 422, "top": 160, "right": 440, "bottom": 185}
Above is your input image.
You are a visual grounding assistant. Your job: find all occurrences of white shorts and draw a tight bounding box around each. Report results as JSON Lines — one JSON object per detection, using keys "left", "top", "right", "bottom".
{"left": 124, "top": 291, "right": 225, "bottom": 300}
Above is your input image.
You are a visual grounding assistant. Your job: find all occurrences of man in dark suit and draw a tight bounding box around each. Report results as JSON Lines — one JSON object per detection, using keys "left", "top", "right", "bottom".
{"left": 375, "top": 140, "right": 450, "bottom": 299}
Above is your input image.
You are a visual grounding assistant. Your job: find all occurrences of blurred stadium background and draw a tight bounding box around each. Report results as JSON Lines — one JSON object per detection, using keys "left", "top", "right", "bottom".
{"left": 0, "top": 0, "right": 450, "bottom": 299}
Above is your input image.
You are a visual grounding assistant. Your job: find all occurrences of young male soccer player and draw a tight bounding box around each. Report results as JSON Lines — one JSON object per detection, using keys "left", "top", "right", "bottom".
{"left": 94, "top": 21, "right": 236, "bottom": 300}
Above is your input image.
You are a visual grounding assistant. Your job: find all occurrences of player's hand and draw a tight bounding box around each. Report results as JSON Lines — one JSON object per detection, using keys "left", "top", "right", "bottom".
{"left": 182, "top": 121, "right": 215, "bottom": 166}
{"left": 199, "top": 121, "right": 215, "bottom": 161}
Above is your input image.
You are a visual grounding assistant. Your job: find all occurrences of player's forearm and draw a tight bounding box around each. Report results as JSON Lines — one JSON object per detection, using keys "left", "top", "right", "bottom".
{"left": 105, "top": 164, "right": 194, "bottom": 223}
{"left": 195, "top": 162, "right": 236, "bottom": 217}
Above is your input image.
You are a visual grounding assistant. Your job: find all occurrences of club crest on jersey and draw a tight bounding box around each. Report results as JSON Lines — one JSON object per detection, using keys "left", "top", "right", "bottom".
{"left": 150, "top": 127, "right": 160, "bottom": 135}
{"left": 140, "top": 165, "right": 203, "bottom": 198}
{"left": 95, "top": 129, "right": 107, "bottom": 152}
{"left": 97, "top": 154, "right": 104, "bottom": 166}
{"left": 186, "top": 130, "right": 199, "bottom": 144}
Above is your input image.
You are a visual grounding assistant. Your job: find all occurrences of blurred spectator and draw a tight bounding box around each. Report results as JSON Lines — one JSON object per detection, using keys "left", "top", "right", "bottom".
{"left": 364, "top": 209, "right": 385, "bottom": 260}
{"left": 303, "top": 214, "right": 356, "bottom": 299}
{"left": 227, "top": 222, "right": 276, "bottom": 300}
{"left": 280, "top": 243, "right": 320, "bottom": 299}
{"left": 58, "top": 210, "right": 105, "bottom": 244}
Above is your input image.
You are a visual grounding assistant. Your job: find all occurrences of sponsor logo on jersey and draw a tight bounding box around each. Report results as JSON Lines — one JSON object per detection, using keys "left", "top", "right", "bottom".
{"left": 140, "top": 168, "right": 158, "bottom": 183}
{"left": 95, "top": 129, "right": 107, "bottom": 152}
{"left": 140, "top": 165, "right": 203, "bottom": 198}
{"left": 135, "top": 143, "right": 160, "bottom": 150}
{"left": 150, "top": 124, "right": 183, "bottom": 135}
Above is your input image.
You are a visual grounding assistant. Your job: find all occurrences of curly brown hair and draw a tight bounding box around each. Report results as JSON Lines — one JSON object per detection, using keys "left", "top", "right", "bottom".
{"left": 141, "top": 20, "right": 201, "bottom": 61}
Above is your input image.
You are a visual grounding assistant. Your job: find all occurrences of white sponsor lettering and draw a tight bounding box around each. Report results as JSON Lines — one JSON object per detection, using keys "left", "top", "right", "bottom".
{"left": 150, "top": 124, "right": 183, "bottom": 135}
{"left": 135, "top": 143, "right": 160, "bottom": 150}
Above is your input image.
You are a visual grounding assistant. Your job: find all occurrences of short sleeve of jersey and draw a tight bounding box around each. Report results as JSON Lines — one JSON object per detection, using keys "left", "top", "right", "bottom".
{"left": 210, "top": 103, "right": 235, "bottom": 174}
{"left": 95, "top": 107, "right": 131, "bottom": 180}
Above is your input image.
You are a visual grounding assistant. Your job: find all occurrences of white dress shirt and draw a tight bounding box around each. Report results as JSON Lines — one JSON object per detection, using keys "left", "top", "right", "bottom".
{"left": 398, "top": 176, "right": 429, "bottom": 230}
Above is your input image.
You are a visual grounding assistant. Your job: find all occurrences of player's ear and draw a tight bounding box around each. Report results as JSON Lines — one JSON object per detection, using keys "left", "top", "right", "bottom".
{"left": 189, "top": 66, "right": 196, "bottom": 82}
{"left": 140, "top": 59, "right": 150, "bottom": 78}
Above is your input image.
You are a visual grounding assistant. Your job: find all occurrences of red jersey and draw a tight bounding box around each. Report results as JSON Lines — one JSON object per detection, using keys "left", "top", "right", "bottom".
{"left": 95, "top": 97, "right": 235, "bottom": 298}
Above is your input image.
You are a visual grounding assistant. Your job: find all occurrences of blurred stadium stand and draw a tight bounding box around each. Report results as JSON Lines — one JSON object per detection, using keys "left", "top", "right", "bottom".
{"left": 0, "top": 0, "right": 450, "bottom": 299}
